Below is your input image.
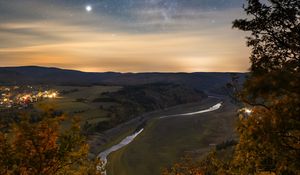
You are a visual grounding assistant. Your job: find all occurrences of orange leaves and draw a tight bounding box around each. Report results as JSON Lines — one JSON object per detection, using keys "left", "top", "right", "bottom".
{"left": 0, "top": 108, "right": 102, "bottom": 175}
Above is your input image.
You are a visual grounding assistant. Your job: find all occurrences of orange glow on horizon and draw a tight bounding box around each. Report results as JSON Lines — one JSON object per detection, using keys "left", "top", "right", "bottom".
{"left": 0, "top": 3, "right": 250, "bottom": 72}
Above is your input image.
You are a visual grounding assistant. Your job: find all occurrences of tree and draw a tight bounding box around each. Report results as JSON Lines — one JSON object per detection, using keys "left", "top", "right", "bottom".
{"left": 232, "top": 0, "right": 300, "bottom": 174}
{"left": 163, "top": 0, "right": 299, "bottom": 174}
{"left": 0, "top": 108, "right": 102, "bottom": 175}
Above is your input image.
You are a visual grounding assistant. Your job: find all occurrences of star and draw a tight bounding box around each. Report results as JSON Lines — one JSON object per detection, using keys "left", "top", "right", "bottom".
{"left": 86, "top": 5, "right": 92, "bottom": 12}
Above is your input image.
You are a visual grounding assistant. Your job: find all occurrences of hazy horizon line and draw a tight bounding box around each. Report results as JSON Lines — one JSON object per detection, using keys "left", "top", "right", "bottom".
{"left": 0, "top": 65, "right": 249, "bottom": 74}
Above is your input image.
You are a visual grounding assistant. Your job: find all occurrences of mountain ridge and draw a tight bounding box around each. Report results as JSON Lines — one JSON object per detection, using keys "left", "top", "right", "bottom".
{"left": 0, "top": 66, "right": 246, "bottom": 93}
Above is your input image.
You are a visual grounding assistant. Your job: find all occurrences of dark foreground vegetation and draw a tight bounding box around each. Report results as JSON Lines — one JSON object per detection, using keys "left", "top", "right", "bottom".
{"left": 0, "top": 106, "right": 102, "bottom": 175}
{"left": 164, "top": 0, "right": 300, "bottom": 174}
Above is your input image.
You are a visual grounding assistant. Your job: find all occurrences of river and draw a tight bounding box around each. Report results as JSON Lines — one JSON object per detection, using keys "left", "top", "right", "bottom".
{"left": 98, "top": 102, "right": 222, "bottom": 174}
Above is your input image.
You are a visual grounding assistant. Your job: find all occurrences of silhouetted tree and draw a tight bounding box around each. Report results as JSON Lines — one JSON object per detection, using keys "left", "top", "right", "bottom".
{"left": 163, "top": 0, "right": 299, "bottom": 174}
{"left": 232, "top": 0, "right": 300, "bottom": 174}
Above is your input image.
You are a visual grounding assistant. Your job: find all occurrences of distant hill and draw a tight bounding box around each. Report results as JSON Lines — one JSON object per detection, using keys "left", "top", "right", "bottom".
{"left": 0, "top": 66, "right": 246, "bottom": 93}
{"left": 0, "top": 66, "right": 119, "bottom": 85}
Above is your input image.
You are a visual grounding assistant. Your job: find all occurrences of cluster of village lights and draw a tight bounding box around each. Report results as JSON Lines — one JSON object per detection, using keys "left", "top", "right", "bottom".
{"left": 0, "top": 86, "right": 59, "bottom": 109}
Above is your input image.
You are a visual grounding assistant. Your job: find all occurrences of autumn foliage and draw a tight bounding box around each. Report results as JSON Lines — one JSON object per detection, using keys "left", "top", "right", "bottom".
{"left": 0, "top": 109, "right": 102, "bottom": 175}
{"left": 231, "top": 0, "right": 300, "bottom": 174}
{"left": 164, "top": 0, "right": 299, "bottom": 174}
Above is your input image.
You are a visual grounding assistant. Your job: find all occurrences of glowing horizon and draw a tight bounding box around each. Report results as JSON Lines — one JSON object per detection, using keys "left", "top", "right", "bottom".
{"left": 0, "top": 0, "right": 250, "bottom": 73}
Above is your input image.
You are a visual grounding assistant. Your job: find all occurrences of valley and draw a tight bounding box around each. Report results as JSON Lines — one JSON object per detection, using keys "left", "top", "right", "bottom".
{"left": 105, "top": 97, "right": 237, "bottom": 175}
{"left": 0, "top": 67, "right": 241, "bottom": 175}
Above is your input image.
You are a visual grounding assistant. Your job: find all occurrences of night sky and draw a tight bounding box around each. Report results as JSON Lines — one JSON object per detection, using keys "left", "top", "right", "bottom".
{"left": 0, "top": 0, "right": 249, "bottom": 72}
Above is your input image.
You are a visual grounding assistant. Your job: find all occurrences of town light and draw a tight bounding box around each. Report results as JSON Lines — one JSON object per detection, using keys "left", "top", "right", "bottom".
{"left": 244, "top": 108, "right": 252, "bottom": 114}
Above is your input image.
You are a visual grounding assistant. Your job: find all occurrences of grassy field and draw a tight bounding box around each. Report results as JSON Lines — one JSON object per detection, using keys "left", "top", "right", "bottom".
{"left": 35, "top": 85, "right": 121, "bottom": 124}
{"left": 34, "top": 85, "right": 237, "bottom": 175}
{"left": 107, "top": 98, "right": 237, "bottom": 175}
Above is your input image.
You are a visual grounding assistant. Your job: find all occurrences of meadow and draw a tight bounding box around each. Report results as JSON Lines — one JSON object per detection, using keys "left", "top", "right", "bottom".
{"left": 34, "top": 85, "right": 236, "bottom": 175}
{"left": 35, "top": 85, "right": 121, "bottom": 125}
{"left": 106, "top": 98, "right": 237, "bottom": 175}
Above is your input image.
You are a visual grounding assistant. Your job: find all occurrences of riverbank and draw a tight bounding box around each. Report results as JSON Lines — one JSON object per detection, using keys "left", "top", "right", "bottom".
{"left": 98, "top": 100, "right": 223, "bottom": 174}
{"left": 107, "top": 98, "right": 237, "bottom": 175}
{"left": 88, "top": 97, "right": 219, "bottom": 158}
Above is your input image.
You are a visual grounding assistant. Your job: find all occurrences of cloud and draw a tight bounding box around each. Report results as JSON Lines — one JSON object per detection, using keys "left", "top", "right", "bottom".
{"left": 0, "top": 22, "right": 249, "bottom": 72}
{"left": 0, "top": 0, "right": 250, "bottom": 72}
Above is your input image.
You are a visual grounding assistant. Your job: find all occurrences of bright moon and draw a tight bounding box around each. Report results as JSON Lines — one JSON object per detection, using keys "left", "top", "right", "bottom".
{"left": 86, "top": 5, "right": 92, "bottom": 12}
